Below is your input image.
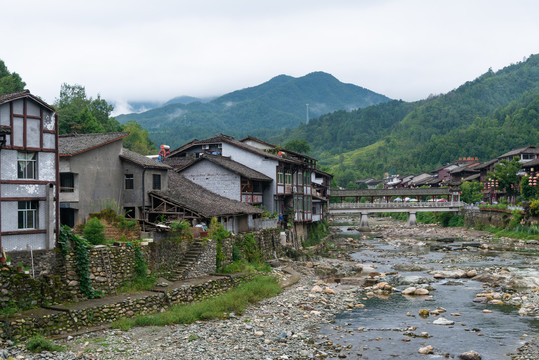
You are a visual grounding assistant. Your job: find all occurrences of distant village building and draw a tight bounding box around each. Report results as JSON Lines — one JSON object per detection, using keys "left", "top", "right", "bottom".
{"left": 0, "top": 91, "right": 58, "bottom": 251}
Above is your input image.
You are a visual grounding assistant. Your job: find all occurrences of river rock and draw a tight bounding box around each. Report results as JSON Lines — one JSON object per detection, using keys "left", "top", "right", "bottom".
{"left": 414, "top": 288, "right": 430, "bottom": 295}
{"left": 459, "top": 350, "right": 482, "bottom": 360}
{"left": 402, "top": 287, "right": 416, "bottom": 295}
{"left": 433, "top": 317, "right": 454, "bottom": 325}
{"left": 466, "top": 269, "right": 478, "bottom": 278}
{"left": 392, "top": 264, "right": 426, "bottom": 272}
{"left": 418, "top": 345, "right": 434, "bottom": 354}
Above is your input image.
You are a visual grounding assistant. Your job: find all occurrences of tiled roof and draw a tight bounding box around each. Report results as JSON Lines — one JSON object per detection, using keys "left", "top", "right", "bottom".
{"left": 168, "top": 134, "right": 306, "bottom": 165}
{"left": 0, "top": 90, "right": 55, "bottom": 111}
{"left": 120, "top": 148, "right": 171, "bottom": 169}
{"left": 522, "top": 158, "right": 539, "bottom": 168}
{"left": 471, "top": 158, "right": 498, "bottom": 170}
{"left": 499, "top": 145, "right": 539, "bottom": 159}
{"left": 181, "top": 155, "right": 272, "bottom": 182}
{"left": 59, "top": 132, "right": 128, "bottom": 156}
{"left": 151, "top": 171, "right": 264, "bottom": 217}
{"left": 161, "top": 157, "right": 196, "bottom": 169}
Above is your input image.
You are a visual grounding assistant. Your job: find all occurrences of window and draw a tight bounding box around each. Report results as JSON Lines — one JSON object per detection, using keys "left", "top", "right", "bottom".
{"left": 124, "top": 207, "right": 135, "bottom": 219}
{"left": 153, "top": 174, "right": 161, "bottom": 190}
{"left": 60, "top": 173, "right": 75, "bottom": 192}
{"left": 125, "top": 174, "right": 134, "bottom": 189}
{"left": 277, "top": 171, "right": 284, "bottom": 184}
{"left": 17, "top": 152, "right": 36, "bottom": 179}
{"left": 18, "top": 201, "right": 37, "bottom": 229}
{"left": 284, "top": 171, "right": 292, "bottom": 185}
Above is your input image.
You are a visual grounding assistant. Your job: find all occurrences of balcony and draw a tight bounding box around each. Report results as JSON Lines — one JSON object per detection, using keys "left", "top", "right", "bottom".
{"left": 242, "top": 193, "right": 264, "bottom": 204}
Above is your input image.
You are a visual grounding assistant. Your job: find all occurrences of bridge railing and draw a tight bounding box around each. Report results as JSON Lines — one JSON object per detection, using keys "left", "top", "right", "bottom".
{"left": 329, "top": 201, "right": 463, "bottom": 210}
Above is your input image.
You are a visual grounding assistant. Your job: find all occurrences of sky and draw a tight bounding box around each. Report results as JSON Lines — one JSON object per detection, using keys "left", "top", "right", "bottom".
{"left": 2, "top": 0, "right": 539, "bottom": 115}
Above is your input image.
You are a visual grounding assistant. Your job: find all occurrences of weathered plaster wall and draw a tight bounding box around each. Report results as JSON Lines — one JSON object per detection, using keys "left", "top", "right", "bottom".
{"left": 222, "top": 143, "right": 278, "bottom": 212}
{"left": 181, "top": 160, "right": 241, "bottom": 201}
{"left": 61, "top": 140, "right": 124, "bottom": 226}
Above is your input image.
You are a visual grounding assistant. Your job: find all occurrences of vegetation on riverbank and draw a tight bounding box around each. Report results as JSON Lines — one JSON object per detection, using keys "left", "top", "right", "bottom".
{"left": 377, "top": 212, "right": 464, "bottom": 227}
{"left": 112, "top": 275, "right": 281, "bottom": 331}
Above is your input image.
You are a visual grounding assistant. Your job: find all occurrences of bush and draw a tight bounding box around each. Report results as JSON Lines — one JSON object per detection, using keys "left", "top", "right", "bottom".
{"left": 26, "top": 335, "right": 63, "bottom": 353}
{"left": 83, "top": 217, "right": 106, "bottom": 245}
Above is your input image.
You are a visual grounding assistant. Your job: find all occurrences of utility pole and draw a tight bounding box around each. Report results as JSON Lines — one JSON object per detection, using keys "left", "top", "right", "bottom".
{"left": 306, "top": 104, "right": 309, "bottom": 124}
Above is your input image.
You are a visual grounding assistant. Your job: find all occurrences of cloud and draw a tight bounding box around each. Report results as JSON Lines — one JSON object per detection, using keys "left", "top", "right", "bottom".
{"left": 1, "top": 0, "right": 538, "bottom": 106}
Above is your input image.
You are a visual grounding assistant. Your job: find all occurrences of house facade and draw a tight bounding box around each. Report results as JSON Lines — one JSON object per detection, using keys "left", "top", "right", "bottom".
{"left": 166, "top": 135, "right": 331, "bottom": 229}
{"left": 0, "top": 91, "right": 58, "bottom": 251}
{"left": 59, "top": 133, "right": 171, "bottom": 227}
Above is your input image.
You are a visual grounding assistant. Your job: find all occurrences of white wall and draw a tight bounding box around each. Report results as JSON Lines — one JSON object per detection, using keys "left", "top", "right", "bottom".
{"left": 222, "top": 143, "right": 278, "bottom": 212}
{"left": 181, "top": 161, "right": 241, "bottom": 200}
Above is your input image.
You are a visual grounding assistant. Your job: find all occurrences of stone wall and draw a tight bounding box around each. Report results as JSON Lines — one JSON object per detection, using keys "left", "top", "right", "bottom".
{"left": 148, "top": 234, "right": 193, "bottom": 276}
{"left": 4, "top": 249, "right": 61, "bottom": 279}
{"left": 1, "top": 274, "right": 251, "bottom": 340}
{"left": 183, "top": 240, "right": 217, "bottom": 280}
{"left": 463, "top": 208, "right": 515, "bottom": 228}
{"left": 0, "top": 267, "right": 70, "bottom": 312}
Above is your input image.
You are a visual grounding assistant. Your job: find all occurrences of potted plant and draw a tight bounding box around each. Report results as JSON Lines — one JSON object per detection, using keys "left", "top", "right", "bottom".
{"left": 23, "top": 266, "right": 30, "bottom": 275}
{"left": 0, "top": 257, "right": 5, "bottom": 265}
{"left": 16, "top": 262, "right": 23, "bottom": 272}
{"left": 5, "top": 256, "right": 11, "bottom": 266}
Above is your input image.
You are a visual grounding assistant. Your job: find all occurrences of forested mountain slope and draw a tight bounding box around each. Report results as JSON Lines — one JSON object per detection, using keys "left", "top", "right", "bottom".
{"left": 278, "top": 54, "right": 539, "bottom": 186}
{"left": 116, "top": 72, "right": 390, "bottom": 148}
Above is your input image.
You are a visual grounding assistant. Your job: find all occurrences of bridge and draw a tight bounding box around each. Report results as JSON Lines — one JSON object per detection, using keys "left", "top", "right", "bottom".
{"left": 329, "top": 188, "right": 462, "bottom": 227}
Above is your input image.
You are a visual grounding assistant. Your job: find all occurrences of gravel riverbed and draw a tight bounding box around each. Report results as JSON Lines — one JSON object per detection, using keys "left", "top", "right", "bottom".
{"left": 2, "top": 218, "right": 537, "bottom": 359}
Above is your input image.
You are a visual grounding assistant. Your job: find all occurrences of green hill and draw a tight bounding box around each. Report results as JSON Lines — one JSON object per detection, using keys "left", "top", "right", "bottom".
{"left": 276, "top": 54, "right": 539, "bottom": 187}
{"left": 116, "top": 72, "right": 390, "bottom": 148}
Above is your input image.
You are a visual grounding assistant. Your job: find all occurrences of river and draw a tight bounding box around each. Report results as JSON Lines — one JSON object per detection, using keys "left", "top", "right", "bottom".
{"left": 320, "top": 218, "right": 538, "bottom": 359}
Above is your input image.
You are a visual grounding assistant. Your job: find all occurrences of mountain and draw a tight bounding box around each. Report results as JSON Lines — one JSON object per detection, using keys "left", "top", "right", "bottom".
{"left": 276, "top": 54, "right": 539, "bottom": 187}
{"left": 116, "top": 72, "right": 390, "bottom": 148}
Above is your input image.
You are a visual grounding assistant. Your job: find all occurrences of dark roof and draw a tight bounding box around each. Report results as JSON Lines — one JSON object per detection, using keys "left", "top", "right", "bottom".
{"left": 151, "top": 171, "right": 264, "bottom": 218}
{"left": 179, "top": 155, "right": 272, "bottom": 182}
{"left": 0, "top": 90, "right": 55, "bottom": 112}
{"left": 59, "top": 132, "right": 128, "bottom": 156}
{"left": 471, "top": 158, "right": 498, "bottom": 170}
{"left": 450, "top": 166, "right": 479, "bottom": 175}
{"left": 522, "top": 158, "right": 539, "bottom": 169}
{"left": 462, "top": 173, "right": 481, "bottom": 182}
{"left": 120, "top": 148, "right": 171, "bottom": 170}
{"left": 499, "top": 145, "right": 539, "bottom": 159}
{"left": 168, "top": 134, "right": 307, "bottom": 165}
{"left": 162, "top": 157, "right": 196, "bottom": 169}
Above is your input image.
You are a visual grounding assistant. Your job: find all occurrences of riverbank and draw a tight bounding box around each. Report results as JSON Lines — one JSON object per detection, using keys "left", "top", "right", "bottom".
{"left": 2, "top": 218, "right": 537, "bottom": 359}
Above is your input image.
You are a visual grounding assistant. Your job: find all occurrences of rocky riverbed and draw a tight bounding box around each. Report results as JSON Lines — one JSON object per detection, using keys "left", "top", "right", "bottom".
{"left": 1, "top": 218, "right": 537, "bottom": 359}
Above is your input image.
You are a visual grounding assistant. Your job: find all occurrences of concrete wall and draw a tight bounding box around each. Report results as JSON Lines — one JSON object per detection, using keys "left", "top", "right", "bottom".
{"left": 60, "top": 141, "right": 124, "bottom": 225}
{"left": 181, "top": 160, "right": 241, "bottom": 201}
{"left": 121, "top": 161, "right": 169, "bottom": 219}
{"left": 222, "top": 143, "right": 278, "bottom": 212}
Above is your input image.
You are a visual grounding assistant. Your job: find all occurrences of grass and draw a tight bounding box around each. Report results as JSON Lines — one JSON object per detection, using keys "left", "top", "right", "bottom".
{"left": 220, "top": 260, "right": 271, "bottom": 274}
{"left": 116, "top": 276, "right": 157, "bottom": 293}
{"left": 112, "top": 275, "right": 281, "bottom": 331}
{"left": 26, "top": 335, "right": 64, "bottom": 353}
{"left": 481, "top": 224, "right": 539, "bottom": 241}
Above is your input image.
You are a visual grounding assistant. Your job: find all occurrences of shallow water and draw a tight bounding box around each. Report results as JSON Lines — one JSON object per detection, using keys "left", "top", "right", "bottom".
{"left": 321, "top": 225, "right": 538, "bottom": 359}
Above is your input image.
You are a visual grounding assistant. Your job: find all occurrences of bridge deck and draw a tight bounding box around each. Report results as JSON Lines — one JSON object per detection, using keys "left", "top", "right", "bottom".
{"left": 329, "top": 201, "right": 462, "bottom": 214}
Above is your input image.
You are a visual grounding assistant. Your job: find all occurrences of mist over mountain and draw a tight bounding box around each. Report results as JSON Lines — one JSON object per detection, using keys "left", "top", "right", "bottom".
{"left": 116, "top": 72, "right": 391, "bottom": 148}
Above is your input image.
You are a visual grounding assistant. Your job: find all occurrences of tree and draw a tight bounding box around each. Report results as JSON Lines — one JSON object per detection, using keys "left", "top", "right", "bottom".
{"left": 0, "top": 60, "right": 26, "bottom": 95}
{"left": 488, "top": 157, "right": 522, "bottom": 199}
{"left": 121, "top": 120, "right": 156, "bottom": 155}
{"left": 284, "top": 139, "right": 311, "bottom": 154}
{"left": 460, "top": 181, "right": 483, "bottom": 204}
{"left": 55, "top": 83, "right": 121, "bottom": 134}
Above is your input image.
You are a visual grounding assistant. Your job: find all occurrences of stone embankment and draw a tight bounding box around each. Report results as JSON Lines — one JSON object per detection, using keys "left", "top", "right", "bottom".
{"left": 1, "top": 219, "right": 537, "bottom": 359}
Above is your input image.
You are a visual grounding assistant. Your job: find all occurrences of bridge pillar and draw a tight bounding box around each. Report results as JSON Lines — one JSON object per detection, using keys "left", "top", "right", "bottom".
{"left": 360, "top": 212, "right": 369, "bottom": 228}
{"left": 407, "top": 211, "right": 417, "bottom": 226}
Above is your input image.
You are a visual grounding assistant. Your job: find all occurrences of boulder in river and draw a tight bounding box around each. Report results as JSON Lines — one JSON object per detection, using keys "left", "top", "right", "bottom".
{"left": 459, "top": 350, "right": 482, "bottom": 360}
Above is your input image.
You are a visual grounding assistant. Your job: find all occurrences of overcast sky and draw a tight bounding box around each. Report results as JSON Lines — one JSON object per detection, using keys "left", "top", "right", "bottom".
{"left": 2, "top": 0, "right": 538, "bottom": 114}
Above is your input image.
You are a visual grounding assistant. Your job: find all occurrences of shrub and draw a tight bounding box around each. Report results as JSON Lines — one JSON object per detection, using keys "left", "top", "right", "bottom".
{"left": 83, "top": 217, "right": 106, "bottom": 245}
{"left": 26, "top": 335, "right": 63, "bottom": 353}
